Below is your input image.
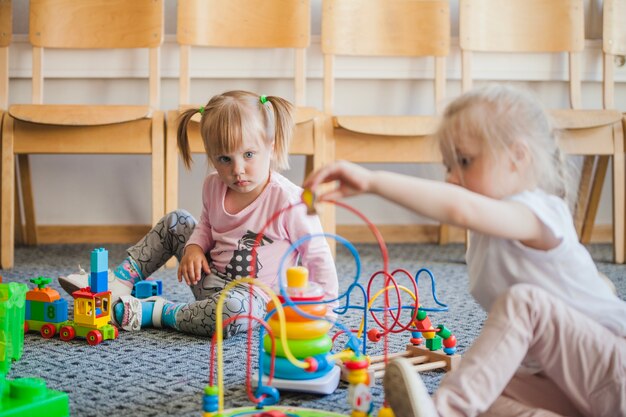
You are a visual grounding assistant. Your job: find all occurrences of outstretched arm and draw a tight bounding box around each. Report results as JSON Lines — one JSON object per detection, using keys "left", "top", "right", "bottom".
{"left": 303, "top": 161, "right": 559, "bottom": 250}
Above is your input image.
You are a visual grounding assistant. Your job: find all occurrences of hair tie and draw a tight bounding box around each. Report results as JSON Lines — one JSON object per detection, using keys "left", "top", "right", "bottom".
{"left": 259, "top": 95, "right": 268, "bottom": 104}
{"left": 199, "top": 106, "right": 205, "bottom": 115}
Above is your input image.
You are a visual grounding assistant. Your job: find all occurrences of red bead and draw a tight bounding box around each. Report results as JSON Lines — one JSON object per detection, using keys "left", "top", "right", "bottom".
{"left": 367, "top": 328, "right": 382, "bottom": 342}
{"left": 304, "top": 357, "right": 318, "bottom": 372}
{"left": 344, "top": 358, "right": 369, "bottom": 370}
{"left": 443, "top": 334, "right": 457, "bottom": 348}
{"left": 410, "top": 337, "right": 423, "bottom": 345}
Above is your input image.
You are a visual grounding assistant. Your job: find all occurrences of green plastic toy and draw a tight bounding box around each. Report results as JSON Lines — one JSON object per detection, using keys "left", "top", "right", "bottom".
{"left": 0, "top": 282, "right": 69, "bottom": 417}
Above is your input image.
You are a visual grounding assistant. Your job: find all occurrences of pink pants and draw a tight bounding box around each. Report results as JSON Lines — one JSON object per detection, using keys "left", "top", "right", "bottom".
{"left": 433, "top": 284, "right": 626, "bottom": 417}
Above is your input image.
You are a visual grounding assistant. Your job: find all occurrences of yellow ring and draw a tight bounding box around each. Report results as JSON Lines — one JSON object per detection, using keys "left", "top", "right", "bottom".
{"left": 268, "top": 317, "right": 331, "bottom": 339}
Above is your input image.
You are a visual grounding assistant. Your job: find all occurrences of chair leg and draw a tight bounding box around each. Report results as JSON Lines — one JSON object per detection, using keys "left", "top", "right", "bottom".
{"left": 304, "top": 155, "right": 314, "bottom": 179}
{"left": 17, "top": 154, "right": 38, "bottom": 245}
{"left": 574, "top": 155, "right": 595, "bottom": 238}
{"left": 612, "top": 122, "right": 625, "bottom": 264}
{"left": 580, "top": 156, "right": 609, "bottom": 243}
{"left": 151, "top": 113, "right": 165, "bottom": 227}
{"left": 1, "top": 115, "right": 15, "bottom": 268}
{"left": 14, "top": 172, "right": 25, "bottom": 245}
{"left": 164, "top": 111, "right": 179, "bottom": 269}
{"left": 438, "top": 224, "right": 449, "bottom": 245}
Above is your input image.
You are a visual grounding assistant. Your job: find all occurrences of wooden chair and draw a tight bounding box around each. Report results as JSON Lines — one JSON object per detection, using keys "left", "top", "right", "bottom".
{"left": 165, "top": 0, "right": 332, "bottom": 250}
{"left": 321, "top": 0, "right": 453, "bottom": 243}
{"left": 1, "top": 0, "right": 165, "bottom": 269}
{"left": 601, "top": 0, "right": 626, "bottom": 261}
{"left": 0, "top": 0, "right": 33, "bottom": 249}
{"left": 0, "top": 1, "right": 6, "bottom": 252}
{"left": 459, "top": 0, "right": 625, "bottom": 264}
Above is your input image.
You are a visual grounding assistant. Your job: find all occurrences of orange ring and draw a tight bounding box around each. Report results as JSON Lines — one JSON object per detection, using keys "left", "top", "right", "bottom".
{"left": 268, "top": 316, "right": 332, "bottom": 339}
{"left": 266, "top": 301, "right": 327, "bottom": 322}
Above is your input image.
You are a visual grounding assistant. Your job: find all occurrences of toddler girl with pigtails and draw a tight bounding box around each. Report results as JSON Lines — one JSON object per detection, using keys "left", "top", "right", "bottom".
{"left": 60, "top": 90, "right": 338, "bottom": 338}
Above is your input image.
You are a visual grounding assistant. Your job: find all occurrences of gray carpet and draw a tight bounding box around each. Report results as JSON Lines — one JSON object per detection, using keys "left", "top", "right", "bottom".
{"left": 2, "top": 243, "right": 624, "bottom": 417}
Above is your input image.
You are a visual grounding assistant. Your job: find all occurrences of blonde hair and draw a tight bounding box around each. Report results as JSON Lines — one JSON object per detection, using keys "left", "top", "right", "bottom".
{"left": 177, "top": 90, "right": 295, "bottom": 171}
{"left": 436, "top": 84, "right": 571, "bottom": 201}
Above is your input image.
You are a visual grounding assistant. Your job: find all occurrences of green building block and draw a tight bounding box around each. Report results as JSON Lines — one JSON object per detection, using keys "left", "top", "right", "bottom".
{"left": 0, "top": 283, "right": 69, "bottom": 417}
{"left": 425, "top": 335, "right": 443, "bottom": 351}
{"left": 1, "top": 377, "right": 69, "bottom": 417}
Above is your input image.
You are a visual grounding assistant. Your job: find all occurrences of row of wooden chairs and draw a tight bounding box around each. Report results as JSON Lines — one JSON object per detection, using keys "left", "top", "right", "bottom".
{"left": 1, "top": 0, "right": 625, "bottom": 269}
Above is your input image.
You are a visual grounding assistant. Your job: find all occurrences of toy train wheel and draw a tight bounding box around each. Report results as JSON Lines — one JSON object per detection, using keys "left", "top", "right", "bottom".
{"left": 41, "top": 323, "right": 56, "bottom": 339}
{"left": 86, "top": 330, "right": 103, "bottom": 346}
{"left": 113, "top": 326, "right": 119, "bottom": 339}
{"left": 60, "top": 326, "right": 76, "bottom": 341}
{"left": 24, "top": 322, "right": 29, "bottom": 333}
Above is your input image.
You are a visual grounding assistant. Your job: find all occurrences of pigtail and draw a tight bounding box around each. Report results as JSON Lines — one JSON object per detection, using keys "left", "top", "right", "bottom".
{"left": 264, "top": 96, "right": 295, "bottom": 171}
{"left": 177, "top": 108, "right": 201, "bottom": 170}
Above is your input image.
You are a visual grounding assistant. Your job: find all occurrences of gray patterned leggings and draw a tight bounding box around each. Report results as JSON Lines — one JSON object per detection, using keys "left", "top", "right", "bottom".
{"left": 127, "top": 209, "right": 267, "bottom": 338}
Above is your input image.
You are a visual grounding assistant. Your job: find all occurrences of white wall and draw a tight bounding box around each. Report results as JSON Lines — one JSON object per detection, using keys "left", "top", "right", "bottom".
{"left": 6, "top": 0, "right": 625, "bottom": 228}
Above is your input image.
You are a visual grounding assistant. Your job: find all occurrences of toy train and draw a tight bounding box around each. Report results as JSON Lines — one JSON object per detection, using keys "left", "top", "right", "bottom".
{"left": 24, "top": 248, "right": 118, "bottom": 346}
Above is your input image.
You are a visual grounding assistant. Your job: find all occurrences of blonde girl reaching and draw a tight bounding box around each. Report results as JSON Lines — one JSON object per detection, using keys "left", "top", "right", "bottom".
{"left": 60, "top": 90, "right": 338, "bottom": 337}
{"left": 304, "top": 85, "right": 625, "bottom": 417}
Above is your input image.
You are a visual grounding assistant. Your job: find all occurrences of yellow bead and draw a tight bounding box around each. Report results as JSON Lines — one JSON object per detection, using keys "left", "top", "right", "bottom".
{"left": 302, "top": 189, "right": 317, "bottom": 214}
{"left": 287, "top": 266, "right": 309, "bottom": 288}
{"left": 377, "top": 406, "right": 395, "bottom": 417}
{"left": 422, "top": 327, "right": 436, "bottom": 340}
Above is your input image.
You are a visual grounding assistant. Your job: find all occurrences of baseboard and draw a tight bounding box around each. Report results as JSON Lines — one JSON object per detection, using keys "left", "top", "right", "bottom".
{"left": 36, "top": 225, "right": 151, "bottom": 244}
{"left": 34, "top": 223, "right": 614, "bottom": 244}
{"left": 337, "top": 224, "right": 466, "bottom": 243}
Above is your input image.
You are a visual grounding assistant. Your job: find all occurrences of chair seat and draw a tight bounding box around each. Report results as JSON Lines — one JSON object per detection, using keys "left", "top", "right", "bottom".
{"left": 295, "top": 106, "right": 319, "bottom": 124}
{"left": 549, "top": 109, "right": 622, "bottom": 129}
{"left": 334, "top": 115, "right": 440, "bottom": 136}
{"left": 549, "top": 109, "right": 623, "bottom": 155}
{"left": 333, "top": 116, "right": 441, "bottom": 163}
{"left": 9, "top": 104, "right": 153, "bottom": 126}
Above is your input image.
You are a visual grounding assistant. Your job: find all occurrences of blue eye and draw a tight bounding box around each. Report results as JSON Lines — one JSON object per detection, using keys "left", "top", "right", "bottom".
{"left": 244, "top": 151, "right": 255, "bottom": 159}
{"left": 216, "top": 156, "right": 231, "bottom": 164}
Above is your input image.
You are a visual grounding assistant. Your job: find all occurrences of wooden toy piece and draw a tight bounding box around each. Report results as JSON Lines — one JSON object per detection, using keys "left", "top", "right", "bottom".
{"left": 342, "top": 344, "right": 461, "bottom": 382}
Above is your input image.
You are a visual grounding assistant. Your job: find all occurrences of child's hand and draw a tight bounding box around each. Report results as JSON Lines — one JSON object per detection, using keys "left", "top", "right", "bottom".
{"left": 302, "top": 161, "right": 374, "bottom": 201}
{"left": 178, "top": 244, "right": 210, "bottom": 286}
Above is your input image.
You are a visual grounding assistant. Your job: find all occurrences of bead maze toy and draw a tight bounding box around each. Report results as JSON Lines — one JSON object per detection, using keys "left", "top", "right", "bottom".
{"left": 201, "top": 194, "right": 461, "bottom": 416}
{"left": 0, "top": 281, "right": 70, "bottom": 417}
{"left": 24, "top": 248, "right": 118, "bottom": 345}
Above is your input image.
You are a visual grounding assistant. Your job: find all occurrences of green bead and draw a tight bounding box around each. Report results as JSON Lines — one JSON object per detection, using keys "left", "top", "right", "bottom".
{"left": 204, "top": 385, "right": 219, "bottom": 395}
{"left": 437, "top": 325, "right": 451, "bottom": 339}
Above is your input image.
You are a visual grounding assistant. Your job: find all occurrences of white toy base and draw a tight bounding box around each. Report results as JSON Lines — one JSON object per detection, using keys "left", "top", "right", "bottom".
{"left": 251, "top": 365, "right": 341, "bottom": 395}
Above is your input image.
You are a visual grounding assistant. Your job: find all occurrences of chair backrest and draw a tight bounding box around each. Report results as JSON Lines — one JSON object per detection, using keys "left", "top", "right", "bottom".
{"left": 177, "top": 0, "right": 310, "bottom": 107}
{"left": 603, "top": 0, "right": 626, "bottom": 109}
{"left": 29, "top": 0, "right": 163, "bottom": 107}
{"left": 322, "top": 0, "right": 450, "bottom": 114}
{"left": 0, "top": 0, "right": 11, "bottom": 110}
{"left": 459, "top": 0, "right": 584, "bottom": 108}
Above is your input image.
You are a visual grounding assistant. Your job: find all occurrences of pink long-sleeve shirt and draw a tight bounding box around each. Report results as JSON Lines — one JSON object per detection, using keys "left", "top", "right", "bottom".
{"left": 186, "top": 171, "right": 338, "bottom": 303}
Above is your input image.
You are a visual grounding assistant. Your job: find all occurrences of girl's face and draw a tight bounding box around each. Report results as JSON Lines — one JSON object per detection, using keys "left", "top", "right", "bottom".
{"left": 211, "top": 135, "right": 273, "bottom": 199}
{"left": 444, "top": 136, "right": 524, "bottom": 199}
